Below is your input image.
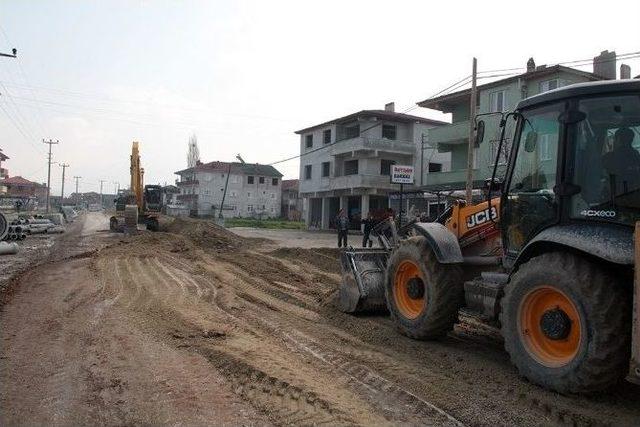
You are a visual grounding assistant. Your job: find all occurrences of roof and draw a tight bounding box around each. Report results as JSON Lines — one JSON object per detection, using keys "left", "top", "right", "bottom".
{"left": 0, "top": 151, "right": 8, "bottom": 161}
{"left": 175, "top": 161, "right": 283, "bottom": 177}
{"left": 1, "top": 176, "right": 44, "bottom": 186}
{"left": 281, "top": 179, "right": 299, "bottom": 191}
{"left": 417, "top": 65, "right": 603, "bottom": 111}
{"left": 517, "top": 79, "right": 640, "bottom": 109}
{"left": 294, "top": 109, "right": 448, "bottom": 134}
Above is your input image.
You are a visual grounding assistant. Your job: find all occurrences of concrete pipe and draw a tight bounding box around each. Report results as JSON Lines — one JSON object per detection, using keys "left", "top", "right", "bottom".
{"left": 19, "top": 233, "right": 26, "bottom": 240}
{"left": 28, "top": 219, "right": 53, "bottom": 225}
{"left": 0, "top": 212, "right": 8, "bottom": 241}
{"left": 47, "top": 226, "right": 65, "bottom": 234}
{"left": 0, "top": 241, "right": 19, "bottom": 255}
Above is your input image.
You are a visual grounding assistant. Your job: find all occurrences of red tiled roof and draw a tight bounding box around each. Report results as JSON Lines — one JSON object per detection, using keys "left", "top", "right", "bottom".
{"left": 175, "top": 161, "right": 282, "bottom": 177}
{"left": 295, "top": 110, "right": 448, "bottom": 134}
{"left": 1, "top": 176, "right": 44, "bottom": 186}
{"left": 281, "top": 179, "right": 299, "bottom": 191}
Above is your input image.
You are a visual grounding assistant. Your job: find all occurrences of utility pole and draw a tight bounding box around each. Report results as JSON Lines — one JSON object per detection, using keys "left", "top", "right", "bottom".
{"left": 43, "top": 139, "right": 59, "bottom": 213}
{"left": 99, "top": 179, "right": 106, "bottom": 208}
{"left": 73, "top": 176, "right": 81, "bottom": 207}
{"left": 465, "top": 57, "right": 478, "bottom": 205}
{"left": 59, "top": 163, "right": 69, "bottom": 205}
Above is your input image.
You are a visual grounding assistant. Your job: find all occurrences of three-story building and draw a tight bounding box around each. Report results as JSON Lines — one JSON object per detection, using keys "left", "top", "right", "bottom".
{"left": 417, "top": 54, "right": 615, "bottom": 190}
{"left": 295, "top": 103, "right": 449, "bottom": 229}
{"left": 175, "top": 161, "right": 283, "bottom": 218}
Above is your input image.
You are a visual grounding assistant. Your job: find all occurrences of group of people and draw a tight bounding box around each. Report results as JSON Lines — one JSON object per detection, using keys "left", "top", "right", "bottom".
{"left": 334, "top": 209, "right": 380, "bottom": 249}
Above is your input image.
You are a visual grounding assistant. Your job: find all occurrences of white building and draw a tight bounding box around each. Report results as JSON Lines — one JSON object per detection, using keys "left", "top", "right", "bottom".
{"left": 175, "top": 161, "right": 283, "bottom": 218}
{"left": 295, "top": 103, "right": 450, "bottom": 229}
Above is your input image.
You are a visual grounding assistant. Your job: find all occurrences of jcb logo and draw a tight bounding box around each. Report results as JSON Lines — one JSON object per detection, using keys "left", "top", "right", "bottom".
{"left": 466, "top": 206, "right": 498, "bottom": 229}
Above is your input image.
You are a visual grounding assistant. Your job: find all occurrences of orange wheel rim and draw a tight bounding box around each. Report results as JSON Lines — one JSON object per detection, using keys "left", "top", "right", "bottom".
{"left": 519, "top": 286, "right": 581, "bottom": 367}
{"left": 393, "top": 260, "right": 426, "bottom": 319}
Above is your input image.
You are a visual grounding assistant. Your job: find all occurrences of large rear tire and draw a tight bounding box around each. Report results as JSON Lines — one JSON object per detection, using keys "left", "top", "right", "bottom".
{"left": 385, "top": 237, "right": 463, "bottom": 339}
{"left": 501, "top": 252, "right": 631, "bottom": 393}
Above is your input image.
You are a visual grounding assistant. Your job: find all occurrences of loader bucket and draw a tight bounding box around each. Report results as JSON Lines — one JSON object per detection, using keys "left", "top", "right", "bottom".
{"left": 337, "top": 248, "right": 389, "bottom": 313}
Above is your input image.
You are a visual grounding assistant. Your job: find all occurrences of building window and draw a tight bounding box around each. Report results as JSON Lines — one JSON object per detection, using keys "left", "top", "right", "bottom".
{"left": 247, "top": 192, "right": 252, "bottom": 198}
{"left": 230, "top": 190, "right": 237, "bottom": 198}
{"left": 539, "top": 79, "right": 559, "bottom": 93}
{"left": 428, "top": 162, "right": 442, "bottom": 172}
{"left": 539, "top": 134, "right": 553, "bottom": 161}
{"left": 272, "top": 178, "right": 278, "bottom": 185}
{"left": 247, "top": 175, "right": 254, "bottom": 184}
{"left": 344, "top": 159, "right": 359, "bottom": 175}
{"left": 305, "top": 134, "right": 313, "bottom": 148}
{"left": 270, "top": 207, "right": 275, "bottom": 213}
{"left": 382, "top": 124, "right": 397, "bottom": 140}
{"left": 247, "top": 204, "right": 253, "bottom": 212}
{"left": 322, "top": 161, "right": 330, "bottom": 177}
{"left": 270, "top": 192, "right": 275, "bottom": 199}
{"left": 304, "top": 164, "right": 312, "bottom": 180}
{"left": 323, "top": 129, "right": 331, "bottom": 144}
{"left": 262, "top": 204, "right": 265, "bottom": 210}
{"left": 490, "top": 90, "right": 507, "bottom": 112}
{"left": 259, "top": 176, "right": 265, "bottom": 184}
{"left": 221, "top": 173, "right": 225, "bottom": 178}
{"left": 380, "top": 159, "right": 395, "bottom": 175}
{"left": 344, "top": 124, "right": 360, "bottom": 139}
{"left": 231, "top": 175, "right": 240, "bottom": 184}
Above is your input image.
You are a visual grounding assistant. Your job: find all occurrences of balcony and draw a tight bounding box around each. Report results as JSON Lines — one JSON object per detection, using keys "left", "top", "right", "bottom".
{"left": 329, "top": 174, "right": 396, "bottom": 191}
{"left": 330, "top": 137, "right": 415, "bottom": 156}
{"left": 177, "top": 193, "right": 198, "bottom": 201}
{"left": 427, "top": 120, "right": 469, "bottom": 150}
{"left": 176, "top": 179, "right": 199, "bottom": 187}
{"left": 424, "top": 169, "right": 480, "bottom": 188}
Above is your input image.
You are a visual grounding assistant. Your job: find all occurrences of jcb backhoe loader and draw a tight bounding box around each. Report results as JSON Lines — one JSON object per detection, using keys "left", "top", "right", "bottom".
{"left": 339, "top": 79, "right": 640, "bottom": 393}
{"left": 109, "top": 141, "right": 163, "bottom": 232}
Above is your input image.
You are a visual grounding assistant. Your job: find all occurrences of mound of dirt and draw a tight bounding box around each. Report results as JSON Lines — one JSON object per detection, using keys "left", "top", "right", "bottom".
{"left": 269, "top": 247, "right": 342, "bottom": 275}
{"left": 166, "top": 217, "right": 245, "bottom": 251}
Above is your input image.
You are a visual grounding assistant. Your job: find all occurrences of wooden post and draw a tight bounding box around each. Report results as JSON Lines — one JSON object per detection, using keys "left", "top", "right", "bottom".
{"left": 465, "top": 57, "right": 478, "bottom": 205}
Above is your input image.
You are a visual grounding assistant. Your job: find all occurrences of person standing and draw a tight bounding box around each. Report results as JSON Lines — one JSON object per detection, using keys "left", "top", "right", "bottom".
{"left": 362, "top": 212, "right": 374, "bottom": 247}
{"left": 336, "top": 209, "right": 349, "bottom": 248}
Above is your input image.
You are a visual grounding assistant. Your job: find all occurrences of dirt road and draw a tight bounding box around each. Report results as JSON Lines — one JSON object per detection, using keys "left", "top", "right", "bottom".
{"left": 2, "top": 213, "right": 639, "bottom": 426}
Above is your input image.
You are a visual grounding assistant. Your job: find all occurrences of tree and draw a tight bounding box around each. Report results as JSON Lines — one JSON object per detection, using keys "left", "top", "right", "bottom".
{"left": 187, "top": 133, "right": 200, "bottom": 167}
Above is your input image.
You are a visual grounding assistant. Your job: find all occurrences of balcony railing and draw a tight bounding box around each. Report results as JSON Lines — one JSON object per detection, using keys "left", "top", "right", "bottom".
{"left": 427, "top": 120, "right": 469, "bottom": 148}
{"left": 329, "top": 174, "right": 396, "bottom": 191}
{"left": 331, "top": 137, "right": 415, "bottom": 156}
{"left": 177, "top": 193, "right": 198, "bottom": 201}
{"left": 176, "top": 179, "right": 199, "bottom": 186}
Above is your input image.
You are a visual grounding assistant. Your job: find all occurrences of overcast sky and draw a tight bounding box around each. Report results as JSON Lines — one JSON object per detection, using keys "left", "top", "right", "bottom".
{"left": 1, "top": 0, "right": 639, "bottom": 195}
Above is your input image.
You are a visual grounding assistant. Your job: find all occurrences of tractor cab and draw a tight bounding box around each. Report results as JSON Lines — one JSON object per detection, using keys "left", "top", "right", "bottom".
{"left": 477, "top": 79, "right": 640, "bottom": 268}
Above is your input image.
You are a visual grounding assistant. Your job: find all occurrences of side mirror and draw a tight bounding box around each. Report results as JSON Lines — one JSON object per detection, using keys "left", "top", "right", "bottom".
{"left": 524, "top": 131, "right": 538, "bottom": 153}
{"left": 475, "top": 120, "right": 485, "bottom": 145}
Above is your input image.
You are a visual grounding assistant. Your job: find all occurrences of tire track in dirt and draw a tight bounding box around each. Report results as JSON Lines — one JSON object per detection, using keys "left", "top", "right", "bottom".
{"left": 87, "top": 223, "right": 640, "bottom": 427}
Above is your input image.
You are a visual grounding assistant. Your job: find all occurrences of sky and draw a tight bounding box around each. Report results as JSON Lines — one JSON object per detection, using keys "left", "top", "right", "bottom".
{"left": 0, "top": 0, "right": 639, "bottom": 196}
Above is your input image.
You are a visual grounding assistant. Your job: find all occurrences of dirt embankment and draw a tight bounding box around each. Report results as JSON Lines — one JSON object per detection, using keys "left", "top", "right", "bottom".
{"left": 2, "top": 215, "right": 639, "bottom": 426}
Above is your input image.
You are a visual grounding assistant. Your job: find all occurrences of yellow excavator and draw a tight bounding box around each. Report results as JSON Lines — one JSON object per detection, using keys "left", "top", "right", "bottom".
{"left": 109, "top": 141, "right": 163, "bottom": 232}
{"left": 339, "top": 80, "right": 640, "bottom": 393}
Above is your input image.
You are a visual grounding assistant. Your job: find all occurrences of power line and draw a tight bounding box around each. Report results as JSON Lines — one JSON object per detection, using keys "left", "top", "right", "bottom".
{"left": 478, "top": 50, "right": 640, "bottom": 75}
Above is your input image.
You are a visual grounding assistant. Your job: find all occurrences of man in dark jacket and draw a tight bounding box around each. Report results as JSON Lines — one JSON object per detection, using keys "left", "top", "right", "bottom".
{"left": 362, "top": 212, "right": 375, "bottom": 247}
{"left": 336, "top": 209, "right": 349, "bottom": 248}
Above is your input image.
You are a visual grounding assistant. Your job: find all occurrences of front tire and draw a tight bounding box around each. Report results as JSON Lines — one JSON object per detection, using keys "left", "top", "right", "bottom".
{"left": 501, "top": 252, "right": 631, "bottom": 393}
{"left": 385, "top": 237, "right": 463, "bottom": 339}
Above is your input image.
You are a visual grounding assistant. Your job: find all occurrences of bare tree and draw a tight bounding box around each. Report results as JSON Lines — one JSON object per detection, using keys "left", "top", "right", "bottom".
{"left": 187, "top": 133, "right": 200, "bottom": 167}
